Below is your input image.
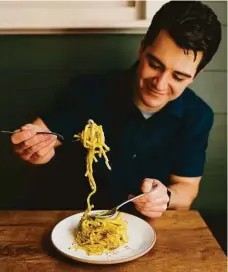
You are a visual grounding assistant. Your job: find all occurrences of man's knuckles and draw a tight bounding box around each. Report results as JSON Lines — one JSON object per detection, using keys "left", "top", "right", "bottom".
{"left": 30, "top": 148, "right": 55, "bottom": 164}
{"left": 141, "top": 178, "right": 154, "bottom": 192}
{"left": 137, "top": 209, "right": 163, "bottom": 218}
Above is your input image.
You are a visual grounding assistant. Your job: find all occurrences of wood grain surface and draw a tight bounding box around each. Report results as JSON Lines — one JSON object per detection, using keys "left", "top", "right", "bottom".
{"left": 0, "top": 210, "right": 226, "bottom": 272}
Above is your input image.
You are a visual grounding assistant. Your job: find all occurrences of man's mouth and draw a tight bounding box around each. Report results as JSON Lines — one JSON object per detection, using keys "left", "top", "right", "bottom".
{"left": 145, "top": 82, "right": 167, "bottom": 96}
{"left": 148, "top": 88, "right": 166, "bottom": 96}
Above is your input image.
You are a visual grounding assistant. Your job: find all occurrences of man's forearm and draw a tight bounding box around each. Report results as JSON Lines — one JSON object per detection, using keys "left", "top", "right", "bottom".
{"left": 167, "top": 182, "right": 199, "bottom": 210}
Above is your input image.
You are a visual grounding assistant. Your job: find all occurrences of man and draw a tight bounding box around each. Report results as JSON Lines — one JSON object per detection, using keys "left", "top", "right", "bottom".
{"left": 11, "top": 1, "right": 221, "bottom": 218}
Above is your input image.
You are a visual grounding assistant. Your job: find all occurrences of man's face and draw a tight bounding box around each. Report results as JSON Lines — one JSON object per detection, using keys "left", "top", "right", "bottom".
{"left": 135, "top": 30, "right": 203, "bottom": 112}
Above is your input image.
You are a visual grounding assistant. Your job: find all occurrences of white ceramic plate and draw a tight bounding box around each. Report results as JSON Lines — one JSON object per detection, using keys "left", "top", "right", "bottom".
{"left": 51, "top": 211, "right": 156, "bottom": 265}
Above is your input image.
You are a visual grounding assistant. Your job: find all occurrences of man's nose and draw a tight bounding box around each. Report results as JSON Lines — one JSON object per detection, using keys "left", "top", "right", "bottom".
{"left": 153, "top": 72, "right": 169, "bottom": 91}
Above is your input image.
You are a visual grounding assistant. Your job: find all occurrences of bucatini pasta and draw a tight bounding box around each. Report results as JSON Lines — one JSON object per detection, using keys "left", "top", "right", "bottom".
{"left": 71, "top": 119, "right": 128, "bottom": 255}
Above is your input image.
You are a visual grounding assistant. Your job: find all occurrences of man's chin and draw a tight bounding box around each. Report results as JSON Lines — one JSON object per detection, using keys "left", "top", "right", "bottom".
{"left": 142, "top": 97, "right": 166, "bottom": 111}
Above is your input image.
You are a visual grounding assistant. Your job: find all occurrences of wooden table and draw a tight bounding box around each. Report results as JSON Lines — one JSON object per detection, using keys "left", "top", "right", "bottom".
{"left": 0, "top": 210, "right": 226, "bottom": 272}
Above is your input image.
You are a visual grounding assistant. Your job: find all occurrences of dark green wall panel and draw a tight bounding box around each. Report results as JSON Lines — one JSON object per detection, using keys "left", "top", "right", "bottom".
{"left": 0, "top": 35, "right": 142, "bottom": 71}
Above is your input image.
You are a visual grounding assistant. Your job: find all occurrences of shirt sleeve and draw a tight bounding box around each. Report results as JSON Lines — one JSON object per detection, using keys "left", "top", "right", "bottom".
{"left": 171, "top": 106, "right": 214, "bottom": 177}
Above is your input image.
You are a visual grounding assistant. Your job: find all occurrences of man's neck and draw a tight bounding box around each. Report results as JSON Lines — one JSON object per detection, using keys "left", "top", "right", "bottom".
{"left": 133, "top": 89, "right": 164, "bottom": 113}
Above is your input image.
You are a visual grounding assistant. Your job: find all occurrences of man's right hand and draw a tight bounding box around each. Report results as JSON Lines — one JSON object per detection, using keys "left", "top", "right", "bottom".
{"left": 11, "top": 123, "right": 57, "bottom": 164}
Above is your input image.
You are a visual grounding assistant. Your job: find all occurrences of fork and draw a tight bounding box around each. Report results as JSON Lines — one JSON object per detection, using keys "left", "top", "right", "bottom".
{"left": 90, "top": 184, "right": 158, "bottom": 219}
{"left": 0, "top": 130, "right": 64, "bottom": 141}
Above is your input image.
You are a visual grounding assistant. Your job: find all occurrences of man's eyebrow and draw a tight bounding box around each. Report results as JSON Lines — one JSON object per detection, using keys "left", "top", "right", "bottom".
{"left": 146, "top": 52, "right": 165, "bottom": 68}
{"left": 174, "top": 71, "right": 192, "bottom": 78}
{"left": 146, "top": 52, "right": 193, "bottom": 78}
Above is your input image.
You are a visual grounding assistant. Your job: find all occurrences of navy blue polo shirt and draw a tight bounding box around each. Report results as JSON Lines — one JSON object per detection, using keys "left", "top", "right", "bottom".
{"left": 41, "top": 64, "right": 214, "bottom": 207}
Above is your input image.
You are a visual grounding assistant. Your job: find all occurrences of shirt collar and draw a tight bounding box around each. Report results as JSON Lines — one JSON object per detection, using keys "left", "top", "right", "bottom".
{"left": 162, "top": 93, "right": 184, "bottom": 118}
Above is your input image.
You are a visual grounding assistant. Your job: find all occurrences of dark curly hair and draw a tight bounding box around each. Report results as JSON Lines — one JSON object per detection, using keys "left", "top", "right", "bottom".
{"left": 143, "top": 1, "right": 222, "bottom": 74}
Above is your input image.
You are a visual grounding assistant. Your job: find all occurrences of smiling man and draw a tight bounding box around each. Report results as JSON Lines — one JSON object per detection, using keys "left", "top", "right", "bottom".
{"left": 11, "top": 1, "right": 222, "bottom": 218}
{"left": 134, "top": 30, "right": 203, "bottom": 112}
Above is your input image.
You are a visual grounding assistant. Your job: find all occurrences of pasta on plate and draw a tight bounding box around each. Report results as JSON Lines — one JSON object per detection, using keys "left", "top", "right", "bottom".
{"left": 71, "top": 119, "right": 128, "bottom": 255}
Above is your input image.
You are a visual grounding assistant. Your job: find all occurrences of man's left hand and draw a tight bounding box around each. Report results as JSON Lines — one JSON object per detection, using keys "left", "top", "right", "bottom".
{"left": 129, "top": 178, "right": 170, "bottom": 218}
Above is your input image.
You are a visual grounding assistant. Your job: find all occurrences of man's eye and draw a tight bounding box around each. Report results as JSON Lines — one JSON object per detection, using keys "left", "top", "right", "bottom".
{"left": 173, "top": 75, "right": 184, "bottom": 82}
{"left": 149, "top": 62, "right": 161, "bottom": 69}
